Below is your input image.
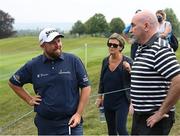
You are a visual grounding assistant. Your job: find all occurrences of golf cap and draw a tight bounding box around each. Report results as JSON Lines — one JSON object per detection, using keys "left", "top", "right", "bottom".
{"left": 39, "top": 28, "right": 64, "bottom": 45}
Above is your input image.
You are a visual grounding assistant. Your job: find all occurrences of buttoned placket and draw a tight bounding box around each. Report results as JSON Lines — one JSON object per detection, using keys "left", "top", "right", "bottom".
{"left": 51, "top": 61, "right": 55, "bottom": 70}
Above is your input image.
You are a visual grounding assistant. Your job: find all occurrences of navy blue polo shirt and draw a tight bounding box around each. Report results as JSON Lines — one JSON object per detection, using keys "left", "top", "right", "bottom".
{"left": 9, "top": 52, "right": 90, "bottom": 120}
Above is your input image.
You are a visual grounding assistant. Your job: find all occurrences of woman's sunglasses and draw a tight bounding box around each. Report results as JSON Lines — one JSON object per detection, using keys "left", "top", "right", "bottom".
{"left": 107, "top": 43, "right": 120, "bottom": 48}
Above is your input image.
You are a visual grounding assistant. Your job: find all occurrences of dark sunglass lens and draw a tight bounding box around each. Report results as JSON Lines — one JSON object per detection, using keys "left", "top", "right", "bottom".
{"left": 113, "top": 44, "right": 118, "bottom": 48}
{"left": 107, "top": 43, "right": 111, "bottom": 47}
{"left": 107, "top": 43, "right": 119, "bottom": 48}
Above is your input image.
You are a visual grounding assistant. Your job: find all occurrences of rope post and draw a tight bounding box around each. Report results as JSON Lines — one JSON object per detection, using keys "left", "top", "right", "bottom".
{"left": 84, "top": 43, "right": 87, "bottom": 69}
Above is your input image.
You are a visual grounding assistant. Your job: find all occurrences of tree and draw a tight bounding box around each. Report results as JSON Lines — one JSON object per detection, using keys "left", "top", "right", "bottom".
{"left": 109, "top": 17, "right": 125, "bottom": 34}
{"left": 164, "top": 8, "right": 180, "bottom": 37}
{"left": 85, "top": 13, "right": 109, "bottom": 36}
{"left": 71, "top": 20, "right": 85, "bottom": 36}
{"left": 0, "top": 9, "right": 15, "bottom": 38}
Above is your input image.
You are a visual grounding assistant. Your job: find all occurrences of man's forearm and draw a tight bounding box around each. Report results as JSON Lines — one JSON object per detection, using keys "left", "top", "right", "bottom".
{"left": 8, "top": 81, "right": 32, "bottom": 105}
{"left": 159, "top": 75, "right": 180, "bottom": 115}
{"left": 76, "top": 86, "right": 91, "bottom": 116}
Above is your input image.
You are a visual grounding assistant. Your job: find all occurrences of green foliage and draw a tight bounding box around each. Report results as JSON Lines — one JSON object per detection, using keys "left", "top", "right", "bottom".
{"left": 109, "top": 17, "right": 125, "bottom": 34}
{"left": 85, "top": 13, "right": 109, "bottom": 36}
{"left": 71, "top": 20, "right": 85, "bottom": 36}
{"left": 164, "top": 8, "right": 180, "bottom": 37}
{"left": 0, "top": 9, "right": 16, "bottom": 38}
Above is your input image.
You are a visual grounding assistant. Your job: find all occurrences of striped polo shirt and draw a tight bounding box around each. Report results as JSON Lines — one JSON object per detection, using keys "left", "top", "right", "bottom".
{"left": 130, "top": 33, "right": 180, "bottom": 113}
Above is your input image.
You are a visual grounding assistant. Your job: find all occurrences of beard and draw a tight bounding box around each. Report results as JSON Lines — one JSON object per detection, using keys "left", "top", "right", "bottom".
{"left": 130, "top": 35, "right": 139, "bottom": 44}
{"left": 45, "top": 49, "right": 61, "bottom": 59}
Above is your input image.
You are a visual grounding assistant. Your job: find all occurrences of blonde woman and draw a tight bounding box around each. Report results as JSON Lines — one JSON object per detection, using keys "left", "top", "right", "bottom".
{"left": 96, "top": 33, "right": 132, "bottom": 135}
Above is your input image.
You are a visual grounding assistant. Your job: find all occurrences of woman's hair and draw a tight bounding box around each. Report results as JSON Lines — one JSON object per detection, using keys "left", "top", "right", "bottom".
{"left": 107, "top": 33, "right": 125, "bottom": 51}
{"left": 156, "top": 10, "right": 166, "bottom": 20}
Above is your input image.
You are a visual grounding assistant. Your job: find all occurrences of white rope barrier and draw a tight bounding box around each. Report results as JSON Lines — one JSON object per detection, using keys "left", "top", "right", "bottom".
{"left": 89, "top": 88, "right": 130, "bottom": 98}
{"left": 0, "top": 110, "right": 33, "bottom": 133}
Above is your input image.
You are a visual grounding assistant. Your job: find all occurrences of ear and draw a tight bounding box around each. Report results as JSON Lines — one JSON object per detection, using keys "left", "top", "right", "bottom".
{"left": 40, "top": 44, "right": 45, "bottom": 49}
{"left": 144, "top": 22, "right": 149, "bottom": 32}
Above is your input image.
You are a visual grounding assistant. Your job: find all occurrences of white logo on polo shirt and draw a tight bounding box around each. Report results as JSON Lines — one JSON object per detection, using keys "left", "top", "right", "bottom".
{"left": 13, "top": 74, "right": 21, "bottom": 83}
{"left": 83, "top": 75, "right": 88, "bottom": 82}
{"left": 58, "top": 69, "right": 71, "bottom": 75}
{"left": 37, "top": 73, "right": 49, "bottom": 78}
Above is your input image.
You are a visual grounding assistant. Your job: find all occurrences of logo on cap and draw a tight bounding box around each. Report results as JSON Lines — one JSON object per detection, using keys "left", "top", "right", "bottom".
{"left": 39, "top": 27, "right": 64, "bottom": 45}
{"left": 45, "top": 30, "right": 58, "bottom": 37}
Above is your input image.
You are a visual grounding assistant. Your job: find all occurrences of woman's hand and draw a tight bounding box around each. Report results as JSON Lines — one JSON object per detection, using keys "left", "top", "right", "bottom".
{"left": 123, "top": 61, "right": 131, "bottom": 73}
{"left": 95, "top": 97, "right": 103, "bottom": 108}
{"left": 128, "top": 103, "right": 134, "bottom": 116}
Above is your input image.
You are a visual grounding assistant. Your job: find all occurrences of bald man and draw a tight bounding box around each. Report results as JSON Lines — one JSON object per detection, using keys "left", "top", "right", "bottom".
{"left": 129, "top": 10, "right": 180, "bottom": 135}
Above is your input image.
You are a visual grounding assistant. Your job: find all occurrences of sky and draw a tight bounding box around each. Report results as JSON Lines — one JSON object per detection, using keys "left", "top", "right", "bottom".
{"left": 1, "top": 0, "right": 180, "bottom": 29}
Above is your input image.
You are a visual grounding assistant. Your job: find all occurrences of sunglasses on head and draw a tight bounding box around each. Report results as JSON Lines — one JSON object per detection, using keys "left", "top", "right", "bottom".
{"left": 107, "top": 43, "right": 120, "bottom": 48}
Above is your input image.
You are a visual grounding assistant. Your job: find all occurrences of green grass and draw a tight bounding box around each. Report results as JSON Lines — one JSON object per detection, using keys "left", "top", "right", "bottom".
{"left": 0, "top": 36, "right": 180, "bottom": 135}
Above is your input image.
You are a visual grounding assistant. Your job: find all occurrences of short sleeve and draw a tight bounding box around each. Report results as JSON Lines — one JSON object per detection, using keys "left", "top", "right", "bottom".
{"left": 9, "top": 62, "right": 32, "bottom": 87}
{"left": 75, "top": 58, "right": 90, "bottom": 88}
{"left": 154, "top": 47, "right": 180, "bottom": 80}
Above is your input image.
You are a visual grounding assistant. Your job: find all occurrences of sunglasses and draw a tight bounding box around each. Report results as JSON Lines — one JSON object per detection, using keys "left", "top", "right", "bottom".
{"left": 107, "top": 43, "right": 120, "bottom": 48}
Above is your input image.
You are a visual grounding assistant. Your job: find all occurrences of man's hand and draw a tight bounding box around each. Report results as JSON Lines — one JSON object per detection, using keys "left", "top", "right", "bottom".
{"left": 28, "top": 95, "right": 42, "bottom": 106}
{"left": 68, "top": 113, "right": 81, "bottom": 128}
{"left": 146, "top": 111, "right": 169, "bottom": 128}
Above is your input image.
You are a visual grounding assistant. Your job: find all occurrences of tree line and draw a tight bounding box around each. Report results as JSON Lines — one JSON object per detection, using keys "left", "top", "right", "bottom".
{"left": 70, "top": 13, "right": 125, "bottom": 37}
{"left": 0, "top": 8, "right": 180, "bottom": 39}
{"left": 71, "top": 8, "right": 180, "bottom": 37}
